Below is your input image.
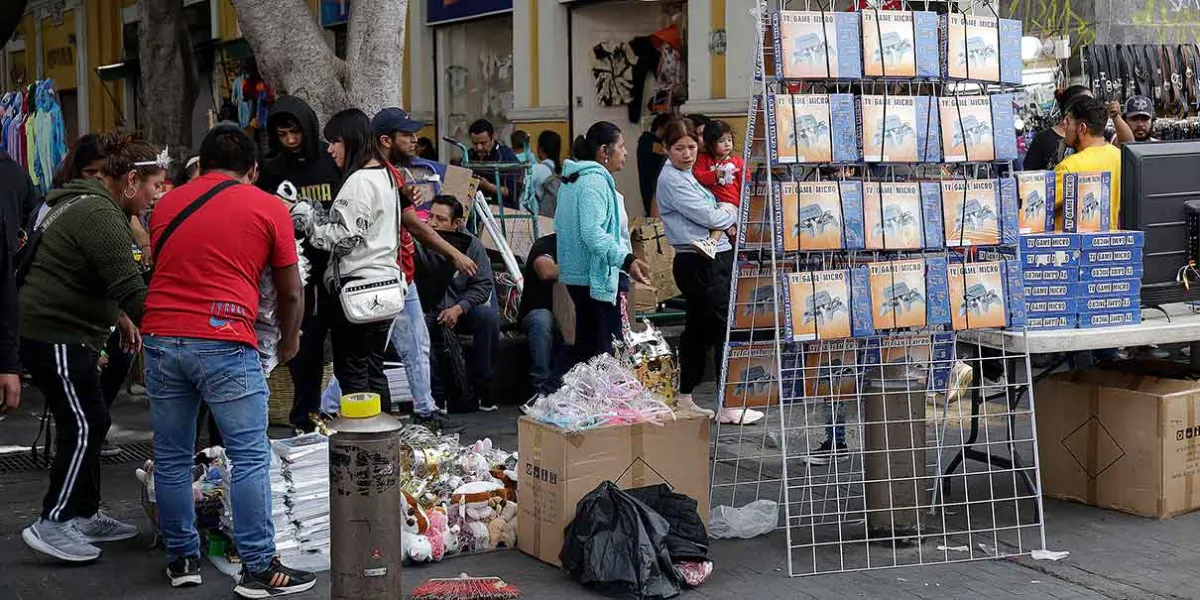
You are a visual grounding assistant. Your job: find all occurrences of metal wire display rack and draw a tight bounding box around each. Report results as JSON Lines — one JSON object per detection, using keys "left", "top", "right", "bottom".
{"left": 709, "top": 0, "right": 1049, "bottom": 577}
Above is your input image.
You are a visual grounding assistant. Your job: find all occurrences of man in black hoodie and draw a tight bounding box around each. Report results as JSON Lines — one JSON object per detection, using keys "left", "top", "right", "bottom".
{"left": 256, "top": 95, "right": 343, "bottom": 431}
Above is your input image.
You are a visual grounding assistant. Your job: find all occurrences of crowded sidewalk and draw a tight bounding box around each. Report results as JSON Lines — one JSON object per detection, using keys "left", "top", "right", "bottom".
{"left": 0, "top": 383, "right": 1195, "bottom": 599}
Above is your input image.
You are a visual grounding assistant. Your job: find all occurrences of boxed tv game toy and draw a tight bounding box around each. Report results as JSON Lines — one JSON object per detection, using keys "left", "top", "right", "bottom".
{"left": 862, "top": 334, "right": 937, "bottom": 388}
{"left": 800, "top": 339, "right": 861, "bottom": 398}
{"left": 940, "top": 13, "right": 1022, "bottom": 84}
{"left": 864, "top": 181, "right": 925, "bottom": 250}
{"left": 1024, "top": 298, "right": 1079, "bottom": 315}
{"left": 725, "top": 342, "right": 779, "bottom": 408}
{"left": 732, "top": 261, "right": 789, "bottom": 331}
{"left": 941, "top": 179, "right": 1001, "bottom": 247}
{"left": 1079, "top": 264, "right": 1143, "bottom": 281}
{"left": 939, "top": 94, "right": 1017, "bottom": 162}
{"left": 767, "top": 94, "right": 859, "bottom": 165}
{"left": 780, "top": 180, "right": 866, "bottom": 251}
{"left": 738, "top": 182, "right": 772, "bottom": 251}
{"left": 744, "top": 95, "right": 767, "bottom": 165}
{"left": 1021, "top": 267, "right": 1078, "bottom": 283}
{"left": 859, "top": 95, "right": 941, "bottom": 162}
{"left": 868, "top": 259, "right": 929, "bottom": 330}
{"left": 1020, "top": 232, "right": 1080, "bottom": 252}
{"left": 1062, "top": 172, "right": 1113, "bottom": 233}
{"left": 773, "top": 11, "right": 863, "bottom": 80}
{"left": 1080, "top": 248, "right": 1142, "bottom": 266}
{"left": 947, "top": 261, "right": 1008, "bottom": 330}
{"left": 850, "top": 266, "right": 875, "bottom": 338}
{"left": 1027, "top": 314, "right": 1076, "bottom": 330}
{"left": 1078, "top": 230, "right": 1144, "bottom": 250}
{"left": 861, "top": 10, "right": 940, "bottom": 78}
{"left": 919, "top": 182, "right": 947, "bottom": 249}
{"left": 1077, "top": 309, "right": 1142, "bottom": 328}
{"left": 925, "top": 255, "right": 951, "bottom": 327}
{"left": 1003, "top": 258, "right": 1027, "bottom": 328}
{"left": 1015, "top": 171, "right": 1056, "bottom": 234}
{"left": 784, "top": 269, "right": 855, "bottom": 342}
{"left": 1079, "top": 296, "right": 1138, "bottom": 312}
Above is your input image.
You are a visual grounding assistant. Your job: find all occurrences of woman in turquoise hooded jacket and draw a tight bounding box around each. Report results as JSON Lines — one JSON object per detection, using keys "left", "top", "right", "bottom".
{"left": 554, "top": 121, "right": 650, "bottom": 362}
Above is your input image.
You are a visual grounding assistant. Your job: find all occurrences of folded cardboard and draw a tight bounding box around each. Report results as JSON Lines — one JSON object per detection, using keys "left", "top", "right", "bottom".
{"left": 1036, "top": 371, "right": 1200, "bottom": 518}
{"left": 517, "top": 412, "right": 712, "bottom": 567}
{"left": 630, "top": 218, "right": 681, "bottom": 301}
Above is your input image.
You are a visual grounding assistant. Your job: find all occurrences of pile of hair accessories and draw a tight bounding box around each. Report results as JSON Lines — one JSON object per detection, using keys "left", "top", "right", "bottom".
{"left": 521, "top": 353, "right": 675, "bottom": 432}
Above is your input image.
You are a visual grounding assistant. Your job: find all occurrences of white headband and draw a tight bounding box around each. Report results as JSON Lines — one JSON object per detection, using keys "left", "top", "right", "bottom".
{"left": 134, "top": 147, "right": 172, "bottom": 169}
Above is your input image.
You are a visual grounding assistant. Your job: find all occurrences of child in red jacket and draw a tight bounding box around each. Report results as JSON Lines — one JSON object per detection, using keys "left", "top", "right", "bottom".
{"left": 691, "top": 120, "right": 743, "bottom": 258}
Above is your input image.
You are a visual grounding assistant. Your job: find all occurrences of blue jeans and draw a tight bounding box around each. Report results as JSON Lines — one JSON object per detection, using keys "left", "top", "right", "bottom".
{"left": 522, "top": 308, "right": 563, "bottom": 395}
{"left": 391, "top": 283, "right": 436, "bottom": 415}
{"left": 826, "top": 401, "right": 847, "bottom": 445}
{"left": 144, "top": 336, "right": 275, "bottom": 572}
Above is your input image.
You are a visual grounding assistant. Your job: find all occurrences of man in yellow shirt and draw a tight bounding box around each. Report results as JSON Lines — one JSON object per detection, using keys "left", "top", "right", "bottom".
{"left": 1054, "top": 95, "right": 1122, "bottom": 230}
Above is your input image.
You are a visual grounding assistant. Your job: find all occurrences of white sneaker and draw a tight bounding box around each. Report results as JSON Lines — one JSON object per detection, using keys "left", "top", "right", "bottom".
{"left": 23, "top": 519, "right": 101, "bottom": 562}
{"left": 676, "top": 394, "right": 716, "bottom": 418}
{"left": 689, "top": 238, "right": 718, "bottom": 259}
{"left": 73, "top": 510, "right": 139, "bottom": 542}
{"left": 718, "top": 407, "right": 765, "bottom": 425}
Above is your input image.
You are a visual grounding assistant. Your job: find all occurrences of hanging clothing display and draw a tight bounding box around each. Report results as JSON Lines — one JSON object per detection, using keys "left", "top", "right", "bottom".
{"left": 0, "top": 80, "right": 68, "bottom": 194}
{"left": 590, "top": 41, "right": 636, "bottom": 108}
{"left": 628, "top": 24, "right": 685, "bottom": 123}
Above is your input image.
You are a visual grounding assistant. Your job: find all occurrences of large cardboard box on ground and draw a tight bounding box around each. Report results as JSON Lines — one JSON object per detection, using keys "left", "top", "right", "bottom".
{"left": 1036, "top": 370, "right": 1200, "bottom": 518}
{"left": 517, "top": 411, "right": 712, "bottom": 567}
{"left": 630, "top": 218, "right": 681, "bottom": 302}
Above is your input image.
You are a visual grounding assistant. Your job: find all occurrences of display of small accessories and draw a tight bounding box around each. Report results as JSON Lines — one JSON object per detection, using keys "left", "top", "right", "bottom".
{"left": 521, "top": 353, "right": 675, "bottom": 433}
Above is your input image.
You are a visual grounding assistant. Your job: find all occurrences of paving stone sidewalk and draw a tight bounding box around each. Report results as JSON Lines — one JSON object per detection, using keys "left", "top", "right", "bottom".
{"left": 0, "top": 386, "right": 1194, "bottom": 599}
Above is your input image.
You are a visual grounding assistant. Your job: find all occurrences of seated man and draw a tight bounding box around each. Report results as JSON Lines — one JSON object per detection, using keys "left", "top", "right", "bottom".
{"left": 415, "top": 196, "right": 500, "bottom": 412}
{"left": 518, "top": 233, "right": 563, "bottom": 396}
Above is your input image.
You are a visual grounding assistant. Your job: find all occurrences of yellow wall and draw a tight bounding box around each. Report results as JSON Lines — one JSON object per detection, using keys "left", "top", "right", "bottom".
{"left": 217, "top": 0, "right": 239, "bottom": 41}
{"left": 710, "top": 0, "right": 725, "bottom": 99}
{"left": 42, "top": 11, "right": 78, "bottom": 90}
{"left": 725, "top": 116, "right": 748, "bottom": 156}
{"left": 514, "top": 121, "right": 571, "bottom": 155}
{"left": 86, "top": 0, "right": 125, "bottom": 131}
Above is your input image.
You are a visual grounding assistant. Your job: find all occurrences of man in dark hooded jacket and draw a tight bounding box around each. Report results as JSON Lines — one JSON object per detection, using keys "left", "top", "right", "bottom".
{"left": 256, "top": 95, "right": 343, "bottom": 431}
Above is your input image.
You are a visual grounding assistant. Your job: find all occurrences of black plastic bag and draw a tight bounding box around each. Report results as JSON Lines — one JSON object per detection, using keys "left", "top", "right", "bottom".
{"left": 560, "top": 481, "right": 682, "bottom": 599}
{"left": 625, "top": 484, "right": 709, "bottom": 564}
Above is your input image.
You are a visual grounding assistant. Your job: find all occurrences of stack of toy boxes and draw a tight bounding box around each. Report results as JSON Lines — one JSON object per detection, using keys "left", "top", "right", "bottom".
{"left": 1017, "top": 231, "right": 1144, "bottom": 329}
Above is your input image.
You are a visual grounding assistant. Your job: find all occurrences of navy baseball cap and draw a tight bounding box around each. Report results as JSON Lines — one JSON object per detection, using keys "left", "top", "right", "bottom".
{"left": 371, "top": 107, "right": 425, "bottom": 135}
{"left": 1124, "top": 95, "right": 1153, "bottom": 119}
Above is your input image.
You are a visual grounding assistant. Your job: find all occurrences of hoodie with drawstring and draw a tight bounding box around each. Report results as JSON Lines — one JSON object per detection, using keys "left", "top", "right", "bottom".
{"left": 256, "top": 95, "right": 343, "bottom": 310}
{"left": 553, "top": 159, "right": 634, "bottom": 305}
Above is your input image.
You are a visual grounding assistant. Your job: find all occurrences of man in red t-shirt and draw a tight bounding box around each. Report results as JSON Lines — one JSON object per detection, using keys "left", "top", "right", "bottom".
{"left": 141, "top": 124, "right": 314, "bottom": 598}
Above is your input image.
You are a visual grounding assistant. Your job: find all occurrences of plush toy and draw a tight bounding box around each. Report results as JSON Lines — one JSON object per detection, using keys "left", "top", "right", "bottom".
{"left": 465, "top": 521, "right": 491, "bottom": 552}
{"left": 426, "top": 509, "right": 450, "bottom": 561}
{"left": 485, "top": 497, "right": 518, "bottom": 548}
{"left": 402, "top": 490, "right": 429, "bottom": 533}
{"left": 406, "top": 534, "right": 434, "bottom": 563}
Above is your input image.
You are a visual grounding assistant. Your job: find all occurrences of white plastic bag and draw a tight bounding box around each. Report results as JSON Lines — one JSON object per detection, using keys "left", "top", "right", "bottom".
{"left": 708, "top": 500, "right": 778, "bottom": 539}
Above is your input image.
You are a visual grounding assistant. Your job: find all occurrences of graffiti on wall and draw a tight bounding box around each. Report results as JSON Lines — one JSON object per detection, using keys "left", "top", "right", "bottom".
{"left": 1005, "top": 0, "right": 1095, "bottom": 49}
{"left": 1131, "top": 0, "right": 1200, "bottom": 43}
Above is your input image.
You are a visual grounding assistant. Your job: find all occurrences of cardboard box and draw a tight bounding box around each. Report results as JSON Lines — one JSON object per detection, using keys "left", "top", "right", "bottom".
{"left": 633, "top": 282, "right": 658, "bottom": 314}
{"left": 629, "top": 218, "right": 681, "bottom": 301}
{"left": 1036, "top": 371, "right": 1200, "bottom": 518}
{"left": 517, "top": 412, "right": 712, "bottom": 566}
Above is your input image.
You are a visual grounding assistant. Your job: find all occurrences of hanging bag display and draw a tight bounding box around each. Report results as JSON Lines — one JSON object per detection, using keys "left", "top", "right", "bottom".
{"left": 334, "top": 170, "right": 407, "bottom": 324}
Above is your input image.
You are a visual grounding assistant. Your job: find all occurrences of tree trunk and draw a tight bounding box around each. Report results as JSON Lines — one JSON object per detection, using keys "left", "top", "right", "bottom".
{"left": 229, "top": 0, "right": 348, "bottom": 127}
{"left": 0, "top": 0, "right": 29, "bottom": 54}
{"left": 345, "top": 0, "right": 407, "bottom": 117}
{"left": 230, "top": 0, "right": 406, "bottom": 127}
{"left": 137, "top": 0, "right": 198, "bottom": 153}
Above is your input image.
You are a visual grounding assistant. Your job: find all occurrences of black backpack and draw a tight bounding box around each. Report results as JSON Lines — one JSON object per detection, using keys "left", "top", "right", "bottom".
{"left": 428, "top": 318, "right": 476, "bottom": 414}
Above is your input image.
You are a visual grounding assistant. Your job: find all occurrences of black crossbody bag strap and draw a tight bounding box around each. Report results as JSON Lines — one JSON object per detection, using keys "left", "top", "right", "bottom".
{"left": 153, "top": 179, "right": 239, "bottom": 261}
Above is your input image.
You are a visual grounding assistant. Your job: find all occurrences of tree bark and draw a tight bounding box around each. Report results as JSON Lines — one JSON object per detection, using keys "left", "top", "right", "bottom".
{"left": 230, "top": 0, "right": 405, "bottom": 128}
{"left": 137, "top": 0, "right": 198, "bottom": 153}
{"left": 0, "top": 0, "right": 28, "bottom": 53}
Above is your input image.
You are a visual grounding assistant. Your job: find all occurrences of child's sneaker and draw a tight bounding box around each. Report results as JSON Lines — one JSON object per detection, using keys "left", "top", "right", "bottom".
{"left": 690, "top": 238, "right": 718, "bottom": 259}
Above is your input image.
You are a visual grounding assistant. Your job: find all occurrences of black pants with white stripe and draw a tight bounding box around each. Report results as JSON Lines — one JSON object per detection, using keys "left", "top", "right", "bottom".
{"left": 21, "top": 338, "right": 110, "bottom": 522}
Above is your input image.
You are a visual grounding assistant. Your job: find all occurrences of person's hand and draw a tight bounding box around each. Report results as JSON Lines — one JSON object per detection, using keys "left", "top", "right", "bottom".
{"left": 117, "top": 315, "right": 142, "bottom": 354}
{"left": 401, "top": 184, "right": 425, "bottom": 207}
{"left": 451, "top": 250, "right": 479, "bottom": 277}
{"left": 1106, "top": 100, "right": 1122, "bottom": 120}
{"left": 438, "top": 305, "right": 465, "bottom": 329}
{"left": 0, "top": 373, "right": 19, "bottom": 413}
{"left": 629, "top": 258, "right": 652, "bottom": 286}
{"left": 278, "top": 334, "right": 300, "bottom": 365}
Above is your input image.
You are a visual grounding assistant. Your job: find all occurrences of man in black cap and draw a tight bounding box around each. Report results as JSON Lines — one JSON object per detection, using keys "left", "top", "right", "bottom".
{"left": 1122, "top": 95, "right": 1158, "bottom": 143}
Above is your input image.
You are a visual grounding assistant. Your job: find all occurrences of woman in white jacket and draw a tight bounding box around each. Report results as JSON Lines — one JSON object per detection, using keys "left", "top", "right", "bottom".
{"left": 291, "top": 109, "right": 411, "bottom": 407}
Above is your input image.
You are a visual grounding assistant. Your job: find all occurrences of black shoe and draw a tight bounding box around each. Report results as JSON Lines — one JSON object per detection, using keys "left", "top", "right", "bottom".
{"left": 234, "top": 557, "right": 316, "bottom": 598}
{"left": 802, "top": 440, "right": 851, "bottom": 466}
{"left": 413, "top": 412, "right": 467, "bottom": 434}
{"left": 167, "top": 555, "right": 202, "bottom": 588}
